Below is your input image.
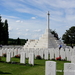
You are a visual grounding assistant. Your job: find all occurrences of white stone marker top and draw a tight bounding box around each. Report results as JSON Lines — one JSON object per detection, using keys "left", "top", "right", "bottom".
{"left": 45, "top": 61, "right": 56, "bottom": 75}
{"left": 71, "top": 55, "right": 75, "bottom": 63}
{"left": 64, "top": 63, "right": 75, "bottom": 75}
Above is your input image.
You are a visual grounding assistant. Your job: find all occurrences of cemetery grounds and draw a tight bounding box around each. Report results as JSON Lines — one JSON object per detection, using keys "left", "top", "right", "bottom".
{"left": 0, "top": 57, "right": 70, "bottom": 75}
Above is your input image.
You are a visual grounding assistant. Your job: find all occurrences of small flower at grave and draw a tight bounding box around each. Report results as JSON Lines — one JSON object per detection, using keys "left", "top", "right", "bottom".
{"left": 56, "top": 57, "right": 61, "bottom": 60}
{"left": 36, "top": 55, "right": 42, "bottom": 59}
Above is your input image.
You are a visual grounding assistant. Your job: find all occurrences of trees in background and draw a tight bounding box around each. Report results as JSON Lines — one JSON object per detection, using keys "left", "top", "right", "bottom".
{"left": 0, "top": 16, "right": 28, "bottom": 45}
{"left": 3, "top": 20, "right": 9, "bottom": 44}
{"left": 62, "top": 26, "right": 75, "bottom": 45}
{"left": 51, "top": 30, "right": 59, "bottom": 40}
{"left": 0, "top": 16, "right": 9, "bottom": 45}
{"left": 8, "top": 38, "right": 28, "bottom": 45}
{"left": 16, "top": 37, "right": 21, "bottom": 45}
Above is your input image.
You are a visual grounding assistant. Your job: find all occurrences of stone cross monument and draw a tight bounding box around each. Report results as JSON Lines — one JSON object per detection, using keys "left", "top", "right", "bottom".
{"left": 23, "top": 11, "right": 63, "bottom": 49}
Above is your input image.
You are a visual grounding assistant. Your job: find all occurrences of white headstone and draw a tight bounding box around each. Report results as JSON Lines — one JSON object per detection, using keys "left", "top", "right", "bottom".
{"left": 65, "top": 48, "right": 69, "bottom": 57}
{"left": 67, "top": 51, "right": 71, "bottom": 61}
{"left": 64, "top": 63, "right": 75, "bottom": 75}
{"left": 45, "top": 61, "right": 56, "bottom": 75}
{"left": 71, "top": 55, "right": 75, "bottom": 63}
{"left": 29, "top": 53, "right": 34, "bottom": 65}
{"left": 72, "top": 49, "right": 75, "bottom": 55}
{"left": 55, "top": 48, "right": 59, "bottom": 59}
{"left": 20, "top": 52, "right": 26, "bottom": 64}
{"left": 35, "top": 50, "right": 39, "bottom": 58}
{"left": 26, "top": 50, "right": 29, "bottom": 58}
{"left": 14, "top": 49, "right": 18, "bottom": 56}
{"left": 44, "top": 50, "right": 48, "bottom": 60}
{"left": 0, "top": 50, "right": 2, "bottom": 56}
{"left": 60, "top": 49, "right": 65, "bottom": 60}
{"left": 11, "top": 51, "right": 14, "bottom": 58}
{"left": 38, "top": 50, "right": 43, "bottom": 59}
{"left": 17, "top": 48, "right": 20, "bottom": 55}
{"left": 65, "top": 48, "right": 71, "bottom": 61}
{"left": 6, "top": 52, "right": 11, "bottom": 62}
{"left": 70, "top": 48, "right": 74, "bottom": 56}
{"left": 50, "top": 49, "right": 55, "bottom": 60}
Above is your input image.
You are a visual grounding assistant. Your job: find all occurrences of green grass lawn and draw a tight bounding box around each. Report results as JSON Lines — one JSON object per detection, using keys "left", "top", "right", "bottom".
{"left": 0, "top": 57, "right": 70, "bottom": 75}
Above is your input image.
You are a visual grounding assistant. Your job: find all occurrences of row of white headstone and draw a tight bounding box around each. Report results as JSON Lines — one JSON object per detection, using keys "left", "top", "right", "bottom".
{"left": 0, "top": 47, "right": 75, "bottom": 61}
{"left": 0, "top": 48, "right": 75, "bottom": 61}
{"left": 6, "top": 51, "right": 34, "bottom": 65}
{"left": 45, "top": 61, "right": 75, "bottom": 75}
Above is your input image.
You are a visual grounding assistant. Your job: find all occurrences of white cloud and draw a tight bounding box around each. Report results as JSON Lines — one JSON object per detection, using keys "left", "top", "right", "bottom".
{"left": 34, "top": 29, "right": 41, "bottom": 32}
{"left": 25, "top": 33, "right": 28, "bottom": 35}
{"left": 17, "top": 32, "right": 21, "bottom": 35}
{"left": 66, "top": 26, "right": 69, "bottom": 28}
{"left": 25, "top": 29, "right": 29, "bottom": 32}
{"left": 16, "top": 20, "right": 20, "bottom": 23}
{"left": 16, "top": 20, "right": 23, "bottom": 23}
{"left": 31, "top": 17, "right": 36, "bottom": 19}
{"left": 16, "top": 28, "right": 19, "bottom": 30}
{"left": 19, "top": 20, "right": 23, "bottom": 23}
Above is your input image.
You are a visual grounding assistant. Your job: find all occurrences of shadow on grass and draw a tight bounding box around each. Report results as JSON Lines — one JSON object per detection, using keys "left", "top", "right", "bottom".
{"left": 34, "top": 63, "right": 45, "bottom": 66}
{"left": 0, "top": 61, "right": 5, "bottom": 63}
{"left": 0, "top": 71, "right": 11, "bottom": 74}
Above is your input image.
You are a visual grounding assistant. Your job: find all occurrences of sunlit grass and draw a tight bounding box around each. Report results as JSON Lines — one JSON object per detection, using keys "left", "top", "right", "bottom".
{"left": 0, "top": 57, "right": 70, "bottom": 75}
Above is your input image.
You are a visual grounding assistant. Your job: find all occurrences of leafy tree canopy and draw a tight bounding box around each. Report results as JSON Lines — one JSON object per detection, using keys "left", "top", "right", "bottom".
{"left": 62, "top": 26, "right": 75, "bottom": 44}
{"left": 0, "top": 16, "right": 9, "bottom": 45}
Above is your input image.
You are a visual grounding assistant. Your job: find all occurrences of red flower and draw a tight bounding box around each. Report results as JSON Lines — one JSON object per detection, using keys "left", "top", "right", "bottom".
{"left": 56, "top": 57, "right": 61, "bottom": 60}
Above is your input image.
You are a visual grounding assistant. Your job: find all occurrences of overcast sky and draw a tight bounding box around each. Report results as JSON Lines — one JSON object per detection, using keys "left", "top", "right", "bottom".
{"left": 0, "top": 0, "right": 75, "bottom": 39}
